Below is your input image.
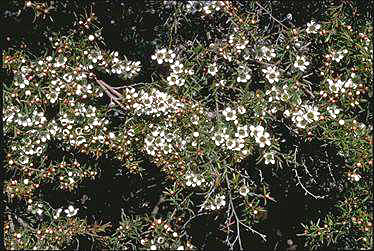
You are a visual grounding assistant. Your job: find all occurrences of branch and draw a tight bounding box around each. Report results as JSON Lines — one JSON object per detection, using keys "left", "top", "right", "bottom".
{"left": 292, "top": 148, "right": 327, "bottom": 199}
{"left": 255, "top": 2, "right": 288, "bottom": 30}
{"left": 224, "top": 173, "right": 267, "bottom": 250}
{"left": 94, "top": 78, "right": 127, "bottom": 111}
{"left": 198, "top": 183, "right": 216, "bottom": 213}
{"left": 293, "top": 168, "right": 327, "bottom": 199}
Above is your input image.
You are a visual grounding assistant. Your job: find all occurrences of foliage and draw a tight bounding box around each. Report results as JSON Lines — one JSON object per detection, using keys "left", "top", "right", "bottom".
{"left": 2, "top": 0, "right": 373, "bottom": 250}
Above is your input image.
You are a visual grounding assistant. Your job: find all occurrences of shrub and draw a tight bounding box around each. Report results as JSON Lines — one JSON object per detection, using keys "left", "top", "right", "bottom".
{"left": 3, "top": 0, "right": 373, "bottom": 250}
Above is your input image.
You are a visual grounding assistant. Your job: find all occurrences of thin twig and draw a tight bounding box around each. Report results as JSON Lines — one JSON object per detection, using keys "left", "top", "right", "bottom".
{"left": 294, "top": 168, "right": 326, "bottom": 199}
{"left": 255, "top": 2, "right": 288, "bottom": 30}
{"left": 225, "top": 172, "right": 267, "bottom": 249}
{"left": 198, "top": 184, "right": 216, "bottom": 213}
{"left": 238, "top": 221, "right": 267, "bottom": 242}
{"left": 292, "top": 149, "right": 327, "bottom": 199}
{"left": 225, "top": 173, "right": 243, "bottom": 250}
{"left": 181, "top": 212, "right": 208, "bottom": 232}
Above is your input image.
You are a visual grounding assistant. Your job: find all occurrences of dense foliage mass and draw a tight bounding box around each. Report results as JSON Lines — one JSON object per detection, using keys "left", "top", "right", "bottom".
{"left": 2, "top": 0, "right": 373, "bottom": 250}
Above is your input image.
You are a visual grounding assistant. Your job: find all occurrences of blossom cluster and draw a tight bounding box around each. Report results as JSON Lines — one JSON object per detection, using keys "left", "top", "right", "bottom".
{"left": 229, "top": 33, "right": 249, "bottom": 53}
{"left": 326, "top": 49, "right": 348, "bottom": 63}
{"left": 144, "top": 126, "right": 186, "bottom": 156}
{"left": 210, "top": 122, "right": 273, "bottom": 156}
{"left": 122, "top": 88, "right": 187, "bottom": 117}
{"left": 327, "top": 78, "right": 357, "bottom": 93}
{"left": 256, "top": 46, "right": 276, "bottom": 62}
{"left": 236, "top": 65, "right": 252, "bottom": 83}
{"left": 167, "top": 60, "right": 194, "bottom": 86}
{"left": 203, "top": 194, "right": 226, "bottom": 211}
{"left": 185, "top": 172, "right": 206, "bottom": 187}
{"left": 265, "top": 84, "right": 291, "bottom": 104}
{"left": 284, "top": 104, "right": 320, "bottom": 129}
{"left": 87, "top": 50, "right": 141, "bottom": 79}
{"left": 184, "top": 1, "right": 223, "bottom": 15}
{"left": 151, "top": 48, "right": 176, "bottom": 64}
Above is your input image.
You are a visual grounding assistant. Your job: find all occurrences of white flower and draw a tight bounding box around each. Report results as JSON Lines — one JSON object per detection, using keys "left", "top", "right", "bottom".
{"left": 303, "top": 105, "right": 320, "bottom": 122}
{"left": 294, "top": 114, "right": 309, "bottom": 129}
{"left": 176, "top": 78, "right": 185, "bottom": 87}
{"left": 171, "top": 60, "right": 184, "bottom": 74}
{"left": 164, "top": 49, "right": 176, "bottom": 63}
{"left": 165, "top": 133, "right": 174, "bottom": 143}
{"left": 150, "top": 244, "right": 157, "bottom": 250}
{"left": 255, "top": 132, "right": 271, "bottom": 148}
{"left": 157, "top": 237, "right": 165, "bottom": 244}
{"left": 343, "top": 78, "right": 357, "bottom": 89}
{"left": 235, "top": 125, "right": 249, "bottom": 139}
{"left": 327, "top": 105, "right": 341, "bottom": 118}
{"left": 264, "top": 152, "right": 275, "bottom": 165}
{"left": 237, "top": 66, "right": 251, "bottom": 83}
{"left": 185, "top": 174, "right": 194, "bottom": 187}
{"left": 233, "top": 138, "right": 245, "bottom": 150}
{"left": 36, "top": 208, "right": 43, "bottom": 216}
{"left": 349, "top": 173, "right": 361, "bottom": 182}
{"left": 167, "top": 73, "right": 180, "bottom": 86}
{"left": 53, "top": 208, "right": 63, "bottom": 219}
{"left": 262, "top": 66, "right": 280, "bottom": 83}
{"left": 237, "top": 74, "right": 251, "bottom": 83}
{"left": 64, "top": 205, "right": 78, "bottom": 217}
{"left": 154, "top": 136, "right": 165, "bottom": 147}
{"left": 185, "top": 173, "right": 205, "bottom": 187}
{"left": 214, "top": 195, "right": 226, "bottom": 208}
{"left": 294, "top": 55, "right": 310, "bottom": 71}
{"left": 222, "top": 107, "right": 237, "bottom": 121}
{"left": 88, "top": 35, "right": 95, "bottom": 41}
{"left": 177, "top": 246, "right": 184, "bottom": 250}
{"left": 327, "top": 79, "right": 344, "bottom": 93}
{"left": 339, "top": 119, "right": 345, "bottom": 125}
{"left": 332, "top": 50, "right": 347, "bottom": 62}
{"left": 195, "top": 175, "right": 205, "bottom": 186}
{"left": 239, "top": 185, "right": 249, "bottom": 196}
{"left": 212, "top": 132, "right": 225, "bottom": 146}
{"left": 226, "top": 138, "right": 236, "bottom": 150}
{"left": 191, "top": 115, "right": 199, "bottom": 125}
{"left": 258, "top": 46, "right": 276, "bottom": 61}
{"left": 151, "top": 48, "right": 167, "bottom": 64}
{"left": 217, "top": 79, "right": 226, "bottom": 87}
{"left": 237, "top": 106, "right": 246, "bottom": 114}
{"left": 208, "top": 63, "right": 218, "bottom": 76}
{"left": 284, "top": 110, "right": 291, "bottom": 117}
{"left": 162, "top": 144, "right": 173, "bottom": 154}
{"left": 63, "top": 73, "right": 73, "bottom": 82}
{"left": 306, "top": 20, "right": 321, "bottom": 34}
{"left": 249, "top": 125, "right": 264, "bottom": 137}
